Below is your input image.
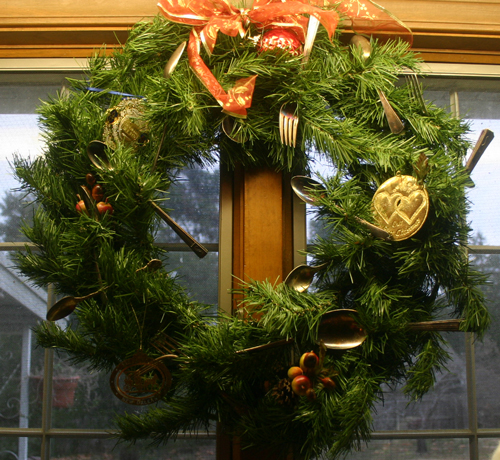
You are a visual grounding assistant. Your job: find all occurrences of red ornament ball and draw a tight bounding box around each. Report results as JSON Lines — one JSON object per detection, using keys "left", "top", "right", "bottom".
{"left": 258, "top": 28, "right": 303, "bottom": 56}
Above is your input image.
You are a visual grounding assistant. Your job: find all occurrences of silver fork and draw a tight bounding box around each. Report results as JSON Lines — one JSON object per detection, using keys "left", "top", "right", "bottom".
{"left": 405, "top": 71, "right": 427, "bottom": 114}
{"left": 279, "top": 103, "right": 299, "bottom": 147}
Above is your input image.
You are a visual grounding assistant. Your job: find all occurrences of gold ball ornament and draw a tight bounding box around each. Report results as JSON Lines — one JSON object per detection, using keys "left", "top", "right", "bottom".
{"left": 103, "top": 98, "right": 149, "bottom": 149}
{"left": 372, "top": 174, "right": 429, "bottom": 241}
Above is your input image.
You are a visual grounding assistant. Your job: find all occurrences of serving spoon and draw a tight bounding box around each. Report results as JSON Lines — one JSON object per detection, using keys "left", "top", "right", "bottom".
{"left": 87, "top": 141, "right": 208, "bottom": 258}
{"left": 291, "top": 176, "right": 392, "bottom": 240}
{"left": 284, "top": 263, "right": 328, "bottom": 292}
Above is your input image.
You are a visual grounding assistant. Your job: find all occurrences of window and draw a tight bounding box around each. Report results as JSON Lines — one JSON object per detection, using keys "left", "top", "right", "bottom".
{"left": 0, "top": 68, "right": 219, "bottom": 460}
{"left": 304, "top": 65, "right": 500, "bottom": 460}
{"left": 1, "top": 61, "right": 500, "bottom": 460}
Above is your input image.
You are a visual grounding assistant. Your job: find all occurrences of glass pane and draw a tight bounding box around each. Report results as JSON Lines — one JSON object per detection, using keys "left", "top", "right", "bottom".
{"left": 156, "top": 166, "right": 220, "bottom": 245}
{"left": 0, "top": 251, "right": 46, "bottom": 429}
{"left": 458, "top": 87, "right": 500, "bottom": 246}
{"left": 0, "top": 436, "right": 42, "bottom": 460}
{"left": 0, "top": 74, "right": 76, "bottom": 243}
{"left": 51, "top": 436, "right": 215, "bottom": 459}
{"left": 342, "top": 438, "right": 469, "bottom": 460}
{"left": 479, "top": 438, "right": 500, "bottom": 460}
{"left": 50, "top": 352, "right": 151, "bottom": 429}
{"left": 474, "top": 253, "right": 500, "bottom": 429}
{"left": 165, "top": 251, "right": 219, "bottom": 310}
{"left": 372, "top": 333, "right": 468, "bottom": 431}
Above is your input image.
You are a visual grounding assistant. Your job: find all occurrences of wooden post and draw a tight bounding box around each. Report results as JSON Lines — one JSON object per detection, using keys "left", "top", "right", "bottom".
{"left": 218, "top": 164, "right": 296, "bottom": 460}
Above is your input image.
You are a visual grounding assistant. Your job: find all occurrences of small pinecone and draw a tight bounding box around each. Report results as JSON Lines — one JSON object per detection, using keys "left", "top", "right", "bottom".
{"left": 271, "top": 378, "right": 296, "bottom": 406}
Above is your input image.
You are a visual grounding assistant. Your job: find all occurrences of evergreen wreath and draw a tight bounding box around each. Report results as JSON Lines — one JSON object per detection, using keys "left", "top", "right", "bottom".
{"left": 11, "top": 3, "right": 490, "bottom": 459}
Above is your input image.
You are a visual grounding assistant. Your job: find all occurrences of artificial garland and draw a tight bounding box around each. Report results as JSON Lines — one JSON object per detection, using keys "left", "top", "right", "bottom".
{"left": 11, "top": 1, "right": 490, "bottom": 459}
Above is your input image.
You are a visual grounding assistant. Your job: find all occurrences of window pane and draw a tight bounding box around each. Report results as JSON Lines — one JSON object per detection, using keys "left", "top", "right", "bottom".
{"left": 458, "top": 87, "right": 500, "bottom": 246}
{"left": 0, "top": 436, "right": 42, "bottom": 460}
{"left": 342, "top": 438, "right": 469, "bottom": 460}
{"left": 479, "top": 438, "right": 500, "bottom": 460}
{"left": 0, "top": 74, "right": 78, "bottom": 243}
{"left": 0, "top": 252, "right": 46, "bottom": 429}
{"left": 155, "top": 166, "right": 220, "bottom": 245}
{"left": 372, "top": 334, "right": 468, "bottom": 431}
{"left": 473, "top": 253, "right": 500, "bottom": 429}
{"left": 50, "top": 436, "right": 216, "bottom": 460}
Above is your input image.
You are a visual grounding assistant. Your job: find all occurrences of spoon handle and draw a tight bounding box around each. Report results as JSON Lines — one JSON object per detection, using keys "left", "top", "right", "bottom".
{"left": 407, "top": 319, "right": 462, "bottom": 332}
{"left": 302, "top": 15, "right": 320, "bottom": 64}
{"left": 377, "top": 90, "right": 404, "bottom": 134}
{"left": 149, "top": 201, "right": 208, "bottom": 259}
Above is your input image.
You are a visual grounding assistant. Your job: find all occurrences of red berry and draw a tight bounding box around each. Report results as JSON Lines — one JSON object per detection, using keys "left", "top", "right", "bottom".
{"left": 291, "top": 375, "right": 312, "bottom": 396}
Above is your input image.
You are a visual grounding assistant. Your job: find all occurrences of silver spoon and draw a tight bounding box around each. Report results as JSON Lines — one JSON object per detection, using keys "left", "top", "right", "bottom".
{"left": 291, "top": 175, "right": 325, "bottom": 205}
{"left": 164, "top": 42, "right": 186, "bottom": 79}
{"left": 317, "top": 309, "right": 367, "bottom": 350}
{"left": 291, "top": 176, "right": 392, "bottom": 240}
{"left": 46, "top": 290, "right": 102, "bottom": 321}
{"left": 284, "top": 262, "right": 328, "bottom": 292}
{"left": 222, "top": 116, "right": 248, "bottom": 143}
{"left": 86, "top": 141, "right": 208, "bottom": 258}
{"left": 349, "top": 35, "right": 404, "bottom": 135}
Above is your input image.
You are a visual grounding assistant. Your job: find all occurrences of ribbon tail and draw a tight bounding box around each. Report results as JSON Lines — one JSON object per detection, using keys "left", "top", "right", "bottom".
{"left": 187, "top": 30, "right": 256, "bottom": 118}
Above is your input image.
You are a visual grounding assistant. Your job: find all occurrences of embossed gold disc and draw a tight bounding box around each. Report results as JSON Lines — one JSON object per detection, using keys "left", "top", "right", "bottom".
{"left": 110, "top": 350, "right": 171, "bottom": 405}
{"left": 372, "top": 175, "right": 429, "bottom": 241}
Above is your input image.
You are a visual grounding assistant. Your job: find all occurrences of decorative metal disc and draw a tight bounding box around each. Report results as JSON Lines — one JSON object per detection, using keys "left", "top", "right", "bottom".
{"left": 372, "top": 175, "right": 429, "bottom": 241}
{"left": 103, "top": 98, "right": 149, "bottom": 149}
{"left": 110, "top": 350, "right": 171, "bottom": 405}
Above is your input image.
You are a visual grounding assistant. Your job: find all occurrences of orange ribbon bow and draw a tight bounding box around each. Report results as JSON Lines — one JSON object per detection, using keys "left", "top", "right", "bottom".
{"left": 158, "top": 0, "right": 412, "bottom": 117}
{"left": 158, "top": 0, "right": 340, "bottom": 117}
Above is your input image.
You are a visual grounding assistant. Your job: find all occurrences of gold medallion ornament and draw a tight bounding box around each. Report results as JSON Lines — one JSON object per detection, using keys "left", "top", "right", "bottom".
{"left": 103, "top": 98, "right": 149, "bottom": 149}
{"left": 110, "top": 350, "right": 171, "bottom": 405}
{"left": 372, "top": 174, "right": 429, "bottom": 241}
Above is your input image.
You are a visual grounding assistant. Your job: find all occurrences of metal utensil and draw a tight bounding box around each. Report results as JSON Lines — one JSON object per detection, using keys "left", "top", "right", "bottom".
{"left": 349, "top": 36, "right": 404, "bottom": 135}
{"left": 164, "top": 42, "right": 186, "bottom": 79}
{"left": 284, "top": 263, "right": 328, "bottom": 292}
{"left": 86, "top": 141, "right": 208, "bottom": 258}
{"left": 291, "top": 175, "right": 325, "bottom": 205}
{"left": 291, "top": 176, "right": 392, "bottom": 240}
{"left": 149, "top": 201, "right": 208, "bottom": 259}
{"left": 222, "top": 116, "right": 248, "bottom": 143}
{"left": 46, "top": 290, "right": 101, "bottom": 321}
{"left": 465, "top": 128, "right": 495, "bottom": 173}
{"left": 279, "top": 103, "right": 299, "bottom": 147}
{"left": 404, "top": 71, "right": 427, "bottom": 114}
{"left": 317, "top": 309, "right": 367, "bottom": 350}
{"left": 302, "top": 15, "right": 320, "bottom": 64}
{"left": 87, "top": 140, "right": 112, "bottom": 171}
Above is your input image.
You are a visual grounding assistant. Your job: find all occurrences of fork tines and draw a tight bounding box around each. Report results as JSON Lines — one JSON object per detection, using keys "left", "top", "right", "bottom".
{"left": 405, "top": 71, "right": 427, "bottom": 114}
{"left": 279, "top": 103, "right": 299, "bottom": 148}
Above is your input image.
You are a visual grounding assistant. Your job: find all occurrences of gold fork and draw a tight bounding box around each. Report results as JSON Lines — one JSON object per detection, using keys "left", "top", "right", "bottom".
{"left": 404, "top": 71, "right": 427, "bottom": 114}
{"left": 279, "top": 103, "right": 299, "bottom": 147}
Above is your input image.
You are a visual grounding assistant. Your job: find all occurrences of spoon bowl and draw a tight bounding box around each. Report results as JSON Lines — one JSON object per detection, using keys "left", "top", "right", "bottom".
{"left": 317, "top": 309, "right": 367, "bottom": 350}
{"left": 46, "top": 290, "right": 101, "bottom": 321}
{"left": 87, "top": 140, "right": 112, "bottom": 170}
{"left": 164, "top": 42, "right": 186, "bottom": 79}
{"left": 290, "top": 176, "right": 325, "bottom": 205}
{"left": 284, "top": 262, "right": 328, "bottom": 292}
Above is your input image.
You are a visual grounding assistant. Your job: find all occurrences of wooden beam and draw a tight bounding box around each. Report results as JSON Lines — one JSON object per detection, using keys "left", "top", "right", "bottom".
{"left": 2, "top": 0, "right": 500, "bottom": 62}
